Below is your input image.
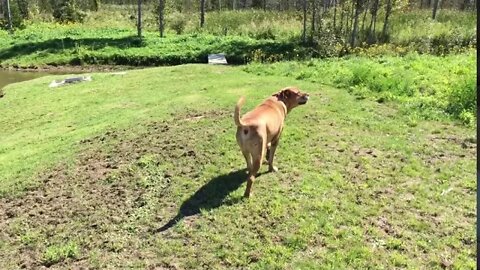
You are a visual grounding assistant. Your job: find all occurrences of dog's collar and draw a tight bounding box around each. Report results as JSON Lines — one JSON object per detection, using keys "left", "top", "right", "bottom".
{"left": 272, "top": 95, "right": 288, "bottom": 115}
{"left": 278, "top": 99, "right": 288, "bottom": 115}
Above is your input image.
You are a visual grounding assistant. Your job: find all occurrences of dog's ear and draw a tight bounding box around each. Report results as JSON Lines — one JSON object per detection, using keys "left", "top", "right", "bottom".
{"left": 283, "top": 90, "right": 292, "bottom": 99}
{"left": 274, "top": 89, "right": 291, "bottom": 101}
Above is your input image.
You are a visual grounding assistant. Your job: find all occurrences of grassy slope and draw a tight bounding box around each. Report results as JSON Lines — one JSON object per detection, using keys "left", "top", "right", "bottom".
{"left": 0, "top": 65, "right": 476, "bottom": 269}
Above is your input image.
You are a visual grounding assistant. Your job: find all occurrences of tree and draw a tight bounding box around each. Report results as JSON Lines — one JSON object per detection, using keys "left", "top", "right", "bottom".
{"left": 200, "top": 0, "right": 205, "bottom": 27}
{"left": 381, "top": 0, "right": 393, "bottom": 41}
{"left": 158, "top": 0, "right": 165, "bottom": 37}
{"left": 350, "top": 0, "right": 362, "bottom": 47}
{"left": 92, "top": 0, "right": 99, "bottom": 11}
{"left": 311, "top": 0, "right": 317, "bottom": 42}
{"left": 302, "top": 0, "right": 307, "bottom": 44}
{"left": 332, "top": 0, "right": 337, "bottom": 30}
{"left": 6, "top": 0, "right": 12, "bottom": 33}
{"left": 367, "top": 0, "right": 379, "bottom": 43}
{"left": 360, "top": 0, "right": 370, "bottom": 33}
{"left": 432, "top": 0, "right": 440, "bottom": 18}
{"left": 137, "top": 0, "right": 142, "bottom": 37}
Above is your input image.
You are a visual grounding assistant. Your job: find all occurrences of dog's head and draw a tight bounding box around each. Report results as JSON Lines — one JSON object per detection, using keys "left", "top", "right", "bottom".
{"left": 273, "top": 87, "right": 310, "bottom": 112}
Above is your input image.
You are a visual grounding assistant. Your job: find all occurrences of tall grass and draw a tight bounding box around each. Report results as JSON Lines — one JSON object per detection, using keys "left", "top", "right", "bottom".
{"left": 26, "top": 4, "right": 477, "bottom": 51}
{"left": 243, "top": 50, "right": 477, "bottom": 125}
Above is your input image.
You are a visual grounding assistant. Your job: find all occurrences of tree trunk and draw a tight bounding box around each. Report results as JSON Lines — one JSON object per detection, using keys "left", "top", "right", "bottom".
{"left": 346, "top": 2, "right": 354, "bottom": 38}
{"left": 311, "top": 0, "right": 317, "bottom": 42}
{"left": 339, "top": 2, "right": 344, "bottom": 35}
{"left": 333, "top": 0, "right": 337, "bottom": 30}
{"left": 92, "top": 0, "right": 99, "bottom": 11}
{"left": 361, "top": 0, "right": 369, "bottom": 33}
{"left": 367, "top": 0, "right": 378, "bottom": 43}
{"left": 137, "top": 0, "right": 142, "bottom": 37}
{"left": 350, "top": 0, "right": 361, "bottom": 47}
{"left": 345, "top": 6, "right": 349, "bottom": 37}
{"left": 200, "top": 0, "right": 206, "bottom": 27}
{"left": 5, "top": 0, "right": 12, "bottom": 33}
{"left": 302, "top": 0, "right": 307, "bottom": 44}
{"left": 158, "top": 0, "right": 164, "bottom": 37}
{"left": 432, "top": 0, "right": 440, "bottom": 19}
{"left": 381, "top": 0, "right": 392, "bottom": 42}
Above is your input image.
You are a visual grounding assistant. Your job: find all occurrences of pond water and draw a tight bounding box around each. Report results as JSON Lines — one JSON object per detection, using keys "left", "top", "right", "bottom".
{"left": 0, "top": 69, "right": 78, "bottom": 90}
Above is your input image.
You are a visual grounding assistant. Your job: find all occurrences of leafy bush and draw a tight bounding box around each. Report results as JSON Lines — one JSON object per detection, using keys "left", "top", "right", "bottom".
{"left": 168, "top": 12, "right": 187, "bottom": 35}
{"left": 51, "top": 0, "right": 86, "bottom": 23}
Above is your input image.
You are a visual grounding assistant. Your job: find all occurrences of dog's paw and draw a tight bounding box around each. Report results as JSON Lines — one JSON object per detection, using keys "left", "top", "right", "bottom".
{"left": 268, "top": 166, "right": 278, "bottom": 173}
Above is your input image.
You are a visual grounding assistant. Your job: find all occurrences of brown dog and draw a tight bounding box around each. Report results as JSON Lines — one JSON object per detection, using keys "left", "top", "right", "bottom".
{"left": 234, "top": 87, "right": 309, "bottom": 197}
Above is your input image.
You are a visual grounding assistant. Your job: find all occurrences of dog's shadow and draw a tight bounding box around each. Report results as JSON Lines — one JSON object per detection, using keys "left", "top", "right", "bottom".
{"left": 155, "top": 169, "right": 247, "bottom": 232}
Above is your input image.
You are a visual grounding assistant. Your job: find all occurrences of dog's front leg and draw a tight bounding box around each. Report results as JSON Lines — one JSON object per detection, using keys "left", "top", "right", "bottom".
{"left": 268, "top": 139, "right": 279, "bottom": 172}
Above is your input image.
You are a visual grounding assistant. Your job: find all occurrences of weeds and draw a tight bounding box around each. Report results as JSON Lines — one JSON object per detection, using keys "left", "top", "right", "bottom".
{"left": 42, "top": 241, "right": 79, "bottom": 266}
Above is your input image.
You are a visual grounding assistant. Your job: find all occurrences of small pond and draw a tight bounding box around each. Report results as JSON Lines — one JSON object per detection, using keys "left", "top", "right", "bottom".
{"left": 0, "top": 69, "right": 82, "bottom": 90}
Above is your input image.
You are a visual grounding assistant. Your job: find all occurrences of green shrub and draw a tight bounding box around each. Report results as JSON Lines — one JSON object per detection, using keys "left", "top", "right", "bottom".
{"left": 446, "top": 74, "right": 477, "bottom": 117}
{"left": 168, "top": 12, "right": 187, "bottom": 35}
{"left": 51, "top": 0, "right": 86, "bottom": 23}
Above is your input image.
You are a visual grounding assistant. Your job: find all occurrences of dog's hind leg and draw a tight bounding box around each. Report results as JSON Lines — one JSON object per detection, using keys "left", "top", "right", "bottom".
{"left": 241, "top": 149, "right": 252, "bottom": 174}
{"left": 244, "top": 138, "right": 266, "bottom": 198}
{"left": 264, "top": 142, "right": 271, "bottom": 164}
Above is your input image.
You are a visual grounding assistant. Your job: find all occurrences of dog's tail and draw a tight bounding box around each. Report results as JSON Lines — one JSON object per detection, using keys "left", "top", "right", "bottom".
{"left": 234, "top": 96, "right": 246, "bottom": 127}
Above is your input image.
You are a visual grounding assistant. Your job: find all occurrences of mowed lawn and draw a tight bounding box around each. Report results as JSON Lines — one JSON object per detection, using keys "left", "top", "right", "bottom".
{"left": 0, "top": 64, "right": 475, "bottom": 269}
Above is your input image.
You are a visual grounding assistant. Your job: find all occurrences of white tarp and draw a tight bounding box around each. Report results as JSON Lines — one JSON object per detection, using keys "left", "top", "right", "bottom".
{"left": 208, "top": 54, "right": 228, "bottom": 65}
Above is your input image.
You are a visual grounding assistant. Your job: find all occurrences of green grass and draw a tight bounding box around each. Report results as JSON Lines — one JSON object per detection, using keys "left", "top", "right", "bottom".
{"left": 0, "top": 64, "right": 475, "bottom": 269}
{"left": 42, "top": 241, "right": 79, "bottom": 266}
{"left": 244, "top": 50, "right": 477, "bottom": 124}
{"left": 0, "top": 23, "right": 303, "bottom": 67}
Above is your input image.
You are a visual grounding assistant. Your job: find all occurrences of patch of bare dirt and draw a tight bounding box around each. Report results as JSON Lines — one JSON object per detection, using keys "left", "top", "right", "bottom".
{"left": 423, "top": 134, "right": 476, "bottom": 167}
{"left": 0, "top": 109, "right": 230, "bottom": 269}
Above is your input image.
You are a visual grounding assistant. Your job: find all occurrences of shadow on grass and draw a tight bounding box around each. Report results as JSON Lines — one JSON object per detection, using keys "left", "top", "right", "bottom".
{"left": 155, "top": 169, "right": 247, "bottom": 232}
{"left": 0, "top": 36, "right": 144, "bottom": 63}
